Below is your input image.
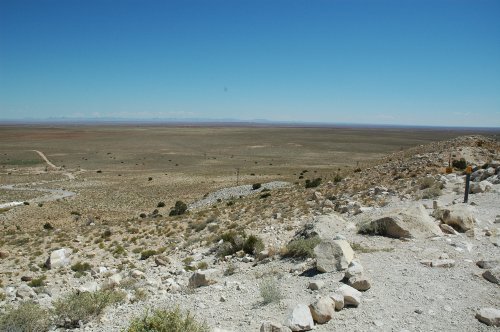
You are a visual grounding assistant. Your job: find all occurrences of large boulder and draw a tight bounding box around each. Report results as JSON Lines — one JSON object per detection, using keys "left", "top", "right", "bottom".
{"left": 309, "top": 297, "right": 335, "bottom": 324}
{"left": 314, "top": 239, "right": 354, "bottom": 272}
{"left": 188, "top": 269, "right": 222, "bottom": 288}
{"left": 283, "top": 303, "right": 314, "bottom": 331}
{"left": 359, "top": 204, "right": 442, "bottom": 239}
{"left": 45, "top": 248, "right": 72, "bottom": 269}
{"left": 433, "top": 204, "right": 476, "bottom": 232}
{"left": 470, "top": 181, "right": 493, "bottom": 194}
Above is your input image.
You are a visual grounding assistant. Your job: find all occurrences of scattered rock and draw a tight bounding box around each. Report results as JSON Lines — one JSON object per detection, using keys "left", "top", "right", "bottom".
{"left": 309, "top": 297, "right": 335, "bottom": 324}
{"left": 337, "top": 284, "right": 361, "bottom": 307}
{"left": 314, "top": 239, "right": 354, "bottom": 272}
{"left": 16, "top": 284, "right": 37, "bottom": 299}
{"left": 476, "top": 260, "right": 498, "bottom": 269}
{"left": 482, "top": 268, "right": 500, "bottom": 284}
{"left": 329, "top": 293, "right": 344, "bottom": 311}
{"left": 439, "top": 223, "right": 458, "bottom": 235}
{"left": 283, "top": 303, "right": 315, "bottom": 331}
{"left": 347, "top": 275, "right": 372, "bottom": 291}
{"left": 260, "top": 321, "right": 292, "bottom": 332}
{"left": 154, "top": 255, "right": 169, "bottom": 266}
{"left": 345, "top": 260, "right": 364, "bottom": 278}
{"left": 45, "top": 248, "right": 72, "bottom": 269}
{"left": 188, "top": 269, "right": 222, "bottom": 288}
{"left": 431, "top": 259, "right": 455, "bottom": 268}
{"left": 476, "top": 308, "right": 500, "bottom": 326}
{"left": 308, "top": 280, "right": 324, "bottom": 291}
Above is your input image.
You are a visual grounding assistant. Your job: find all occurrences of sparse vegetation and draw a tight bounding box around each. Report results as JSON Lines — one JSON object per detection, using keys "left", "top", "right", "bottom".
{"left": 284, "top": 236, "right": 320, "bottom": 259}
{"left": 140, "top": 250, "right": 157, "bottom": 260}
{"left": 259, "top": 277, "right": 283, "bottom": 304}
{"left": 54, "top": 290, "right": 126, "bottom": 328}
{"left": 169, "top": 201, "right": 187, "bottom": 216}
{"left": 71, "top": 261, "right": 92, "bottom": 273}
{"left": 252, "top": 183, "right": 262, "bottom": 190}
{"left": 452, "top": 158, "right": 467, "bottom": 170}
{"left": 305, "top": 177, "right": 321, "bottom": 188}
{"left": 125, "top": 307, "right": 209, "bottom": 332}
{"left": 28, "top": 275, "right": 47, "bottom": 287}
{"left": 0, "top": 301, "right": 51, "bottom": 332}
{"left": 242, "top": 235, "right": 265, "bottom": 255}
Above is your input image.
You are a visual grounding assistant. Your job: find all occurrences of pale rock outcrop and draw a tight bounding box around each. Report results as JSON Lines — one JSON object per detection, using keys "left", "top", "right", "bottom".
{"left": 45, "top": 248, "right": 72, "bottom": 269}
{"left": 476, "top": 308, "right": 500, "bottom": 326}
{"left": 359, "top": 203, "right": 442, "bottom": 239}
{"left": 470, "top": 180, "right": 492, "bottom": 194}
{"left": 188, "top": 269, "right": 222, "bottom": 288}
{"left": 314, "top": 239, "right": 354, "bottom": 272}
{"left": 284, "top": 303, "right": 314, "bottom": 331}
{"left": 309, "top": 297, "right": 335, "bottom": 324}
{"left": 345, "top": 260, "right": 364, "bottom": 278}
{"left": 433, "top": 204, "right": 476, "bottom": 232}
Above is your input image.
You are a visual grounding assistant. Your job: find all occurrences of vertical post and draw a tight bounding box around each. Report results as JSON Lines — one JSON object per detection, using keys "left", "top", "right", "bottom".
{"left": 236, "top": 168, "right": 240, "bottom": 186}
{"left": 464, "top": 165, "right": 472, "bottom": 203}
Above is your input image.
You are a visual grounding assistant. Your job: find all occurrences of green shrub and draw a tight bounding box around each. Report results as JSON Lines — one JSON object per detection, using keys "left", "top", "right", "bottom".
{"left": 452, "top": 158, "right": 467, "bottom": 170}
{"left": 333, "top": 174, "right": 342, "bottom": 183}
{"left": 125, "top": 307, "right": 209, "bottom": 332}
{"left": 0, "top": 301, "right": 51, "bottom": 332}
{"left": 54, "top": 290, "right": 126, "bottom": 328}
{"left": 71, "top": 261, "right": 92, "bottom": 273}
{"left": 284, "top": 236, "right": 321, "bottom": 259}
{"left": 140, "top": 250, "right": 157, "bottom": 260}
{"left": 259, "top": 277, "right": 283, "bottom": 304}
{"left": 169, "top": 201, "right": 187, "bottom": 216}
{"left": 28, "top": 275, "right": 46, "bottom": 287}
{"left": 305, "top": 177, "right": 321, "bottom": 188}
{"left": 252, "top": 183, "right": 262, "bottom": 190}
{"left": 243, "top": 235, "right": 264, "bottom": 255}
{"left": 157, "top": 201, "right": 166, "bottom": 208}
{"left": 421, "top": 186, "right": 442, "bottom": 199}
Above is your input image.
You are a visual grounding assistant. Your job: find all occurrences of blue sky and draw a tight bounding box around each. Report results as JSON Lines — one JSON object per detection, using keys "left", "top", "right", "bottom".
{"left": 0, "top": 0, "right": 499, "bottom": 127}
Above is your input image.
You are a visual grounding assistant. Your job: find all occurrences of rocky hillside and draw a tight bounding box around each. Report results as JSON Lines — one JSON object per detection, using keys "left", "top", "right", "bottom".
{"left": 0, "top": 135, "right": 499, "bottom": 331}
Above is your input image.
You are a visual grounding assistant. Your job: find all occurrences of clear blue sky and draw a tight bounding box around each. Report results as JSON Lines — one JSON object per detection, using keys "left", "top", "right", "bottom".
{"left": 1, "top": 0, "right": 499, "bottom": 127}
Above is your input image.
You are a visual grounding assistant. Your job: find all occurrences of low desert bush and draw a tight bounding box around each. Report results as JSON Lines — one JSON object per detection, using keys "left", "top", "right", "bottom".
{"left": 28, "top": 275, "right": 47, "bottom": 287}
{"left": 157, "top": 201, "right": 166, "bottom": 208}
{"left": 284, "top": 236, "right": 320, "bottom": 259}
{"left": 242, "top": 235, "right": 264, "bottom": 255}
{"left": 140, "top": 250, "right": 157, "bottom": 260}
{"left": 333, "top": 174, "right": 342, "bottom": 183}
{"left": 71, "top": 261, "right": 92, "bottom": 273}
{"left": 54, "top": 290, "right": 126, "bottom": 328}
{"left": 259, "top": 277, "right": 283, "bottom": 304}
{"left": 252, "top": 183, "right": 262, "bottom": 190}
{"left": 125, "top": 307, "right": 209, "bottom": 332}
{"left": 169, "top": 201, "right": 187, "bottom": 216}
{"left": 305, "top": 177, "right": 321, "bottom": 188}
{"left": 0, "top": 301, "right": 51, "bottom": 332}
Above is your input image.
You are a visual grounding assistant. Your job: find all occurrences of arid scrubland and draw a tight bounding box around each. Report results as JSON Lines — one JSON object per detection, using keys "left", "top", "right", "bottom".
{"left": 0, "top": 126, "right": 499, "bottom": 331}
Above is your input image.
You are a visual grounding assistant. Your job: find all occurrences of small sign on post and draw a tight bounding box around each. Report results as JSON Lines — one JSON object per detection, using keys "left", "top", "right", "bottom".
{"left": 464, "top": 166, "right": 472, "bottom": 203}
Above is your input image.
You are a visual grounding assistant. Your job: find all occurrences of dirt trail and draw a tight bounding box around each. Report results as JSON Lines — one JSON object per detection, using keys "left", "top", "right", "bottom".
{"left": 32, "top": 150, "right": 58, "bottom": 169}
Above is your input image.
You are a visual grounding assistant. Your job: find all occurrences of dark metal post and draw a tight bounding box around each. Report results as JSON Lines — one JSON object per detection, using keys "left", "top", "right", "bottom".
{"left": 464, "top": 166, "right": 472, "bottom": 203}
